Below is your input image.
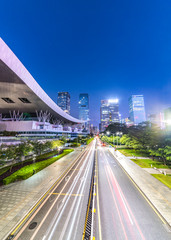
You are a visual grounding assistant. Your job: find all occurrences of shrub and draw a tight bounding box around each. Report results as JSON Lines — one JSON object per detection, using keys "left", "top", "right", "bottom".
{"left": 3, "top": 149, "right": 73, "bottom": 185}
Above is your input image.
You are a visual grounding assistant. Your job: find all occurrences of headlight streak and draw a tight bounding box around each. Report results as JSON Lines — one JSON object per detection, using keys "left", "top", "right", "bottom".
{"left": 101, "top": 148, "right": 146, "bottom": 240}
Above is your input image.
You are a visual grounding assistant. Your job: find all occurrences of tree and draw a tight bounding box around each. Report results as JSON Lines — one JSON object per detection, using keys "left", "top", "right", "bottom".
{"left": 127, "top": 122, "right": 164, "bottom": 151}
{"left": 104, "top": 123, "right": 128, "bottom": 135}
{"left": 5, "top": 146, "right": 17, "bottom": 172}
{"left": 51, "top": 140, "right": 63, "bottom": 150}
{"left": 15, "top": 143, "right": 32, "bottom": 162}
{"left": 43, "top": 141, "right": 53, "bottom": 151}
{"left": 32, "top": 141, "right": 44, "bottom": 156}
{"left": 164, "top": 146, "right": 171, "bottom": 164}
{"left": 60, "top": 136, "right": 67, "bottom": 144}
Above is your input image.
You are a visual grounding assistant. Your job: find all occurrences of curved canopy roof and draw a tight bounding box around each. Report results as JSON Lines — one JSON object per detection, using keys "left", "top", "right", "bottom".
{"left": 0, "top": 38, "right": 84, "bottom": 124}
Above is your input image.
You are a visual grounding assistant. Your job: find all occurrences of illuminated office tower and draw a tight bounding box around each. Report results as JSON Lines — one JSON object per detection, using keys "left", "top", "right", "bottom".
{"left": 129, "top": 95, "right": 146, "bottom": 125}
{"left": 100, "top": 99, "right": 119, "bottom": 132}
{"left": 79, "top": 93, "right": 90, "bottom": 130}
{"left": 57, "top": 92, "right": 70, "bottom": 114}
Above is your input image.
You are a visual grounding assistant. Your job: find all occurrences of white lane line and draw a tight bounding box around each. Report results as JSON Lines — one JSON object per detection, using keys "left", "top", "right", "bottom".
{"left": 47, "top": 142, "right": 96, "bottom": 240}
{"left": 102, "top": 149, "right": 134, "bottom": 225}
{"left": 64, "top": 147, "right": 95, "bottom": 240}
{"left": 29, "top": 149, "right": 90, "bottom": 240}
{"left": 91, "top": 178, "right": 96, "bottom": 240}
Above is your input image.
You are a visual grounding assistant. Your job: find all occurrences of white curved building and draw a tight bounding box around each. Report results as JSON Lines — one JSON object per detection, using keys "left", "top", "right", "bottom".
{"left": 0, "top": 38, "right": 85, "bottom": 136}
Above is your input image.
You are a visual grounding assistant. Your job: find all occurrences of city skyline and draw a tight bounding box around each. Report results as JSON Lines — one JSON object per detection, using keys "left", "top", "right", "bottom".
{"left": 0, "top": 0, "right": 170, "bottom": 126}
{"left": 55, "top": 89, "right": 168, "bottom": 127}
{"left": 0, "top": 2, "right": 171, "bottom": 240}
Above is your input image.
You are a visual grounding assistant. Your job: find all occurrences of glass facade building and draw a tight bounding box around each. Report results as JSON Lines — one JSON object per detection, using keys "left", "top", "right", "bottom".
{"left": 164, "top": 107, "right": 171, "bottom": 132}
{"left": 57, "top": 92, "right": 70, "bottom": 114}
{"left": 129, "top": 95, "right": 146, "bottom": 125}
{"left": 79, "top": 93, "right": 89, "bottom": 130}
{"left": 100, "top": 99, "right": 119, "bottom": 132}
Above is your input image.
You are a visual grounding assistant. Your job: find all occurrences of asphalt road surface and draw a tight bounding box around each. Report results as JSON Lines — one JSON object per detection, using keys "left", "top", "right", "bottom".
{"left": 13, "top": 140, "right": 96, "bottom": 240}
{"left": 96, "top": 141, "right": 171, "bottom": 240}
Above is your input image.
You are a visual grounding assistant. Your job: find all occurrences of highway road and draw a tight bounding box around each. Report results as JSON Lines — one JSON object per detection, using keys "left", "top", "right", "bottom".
{"left": 96, "top": 140, "right": 171, "bottom": 240}
{"left": 12, "top": 140, "right": 96, "bottom": 240}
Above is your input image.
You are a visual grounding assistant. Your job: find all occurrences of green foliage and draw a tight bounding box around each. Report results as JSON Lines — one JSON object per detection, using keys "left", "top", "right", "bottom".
{"left": 5, "top": 145, "right": 17, "bottom": 160}
{"left": 101, "top": 135, "right": 121, "bottom": 145}
{"left": 70, "top": 142, "right": 80, "bottom": 147}
{"left": 43, "top": 141, "right": 53, "bottom": 151}
{"left": 131, "top": 158, "right": 170, "bottom": 169}
{"left": 3, "top": 149, "right": 73, "bottom": 185}
{"left": 118, "top": 122, "right": 171, "bottom": 166}
{"left": 87, "top": 138, "right": 94, "bottom": 145}
{"left": 15, "top": 143, "right": 32, "bottom": 160}
{"left": 118, "top": 148, "right": 149, "bottom": 157}
{"left": 60, "top": 136, "right": 67, "bottom": 143}
{"left": 104, "top": 123, "right": 128, "bottom": 134}
{"left": 51, "top": 140, "right": 63, "bottom": 149}
{"left": 1, "top": 131, "right": 17, "bottom": 136}
{"left": 36, "top": 149, "right": 58, "bottom": 160}
{"left": 151, "top": 174, "right": 171, "bottom": 189}
{"left": 0, "top": 166, "right": 10, "bottom": 176}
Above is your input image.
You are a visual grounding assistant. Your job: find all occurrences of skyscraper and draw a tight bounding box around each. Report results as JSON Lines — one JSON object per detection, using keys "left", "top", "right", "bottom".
{"left": 164, "top": 107, "right": 171, "bottom": 131}
{"left": 129, "top": 95, "right": 146, "bottom": 125}
{"left": 100, "top": 99, "right": 119, "bottom": 132}
{"left": 79, "top": 93, "right": 89, "bottom": 130}
{"left": 57, "top": 92, "right": 70, "bottom": 114}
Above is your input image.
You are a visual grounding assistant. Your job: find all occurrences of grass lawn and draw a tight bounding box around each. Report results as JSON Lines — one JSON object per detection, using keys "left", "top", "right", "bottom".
{"left": 151, "top": 174, "right": 171, "bottom": 189}
{"left": 3, "top": 149, "right": 73, "bottom": 185}
{"left": 118, "top": 148, "right": 149, "bottom": 157}
{"left": 131, "top": 158, "right": 170, "bottom": 169}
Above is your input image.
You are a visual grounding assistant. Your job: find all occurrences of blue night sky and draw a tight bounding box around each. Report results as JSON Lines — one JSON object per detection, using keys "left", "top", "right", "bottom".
{"left": 0, "top": 0, "right": 171, "bottom": 126}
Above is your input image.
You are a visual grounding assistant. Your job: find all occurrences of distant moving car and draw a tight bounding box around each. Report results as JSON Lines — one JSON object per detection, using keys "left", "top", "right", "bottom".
{"left": 102, "top": 142, "right": 106, "bottom": 147}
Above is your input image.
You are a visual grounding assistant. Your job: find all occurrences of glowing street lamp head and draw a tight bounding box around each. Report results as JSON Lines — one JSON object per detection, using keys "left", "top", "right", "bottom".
{"left": 108, "top": 99, "right": 119, "bottom": 104}
{"left": 106, "top": 131, "right": 110, "bottom": 135}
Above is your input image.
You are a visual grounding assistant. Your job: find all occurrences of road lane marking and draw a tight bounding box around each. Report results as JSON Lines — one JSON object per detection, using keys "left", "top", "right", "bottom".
{"left": 31, "top": 147, "right": 94, "bottom": 240}
{"left": 11, "top": 148, "right": 88, "bottom": 239}
{"left": 53, "top": 142, "right": 95, "bottom": 240}
{"left": 108, "top": 150, "right": 168, "bottom": 226}
{"left": 104, "top": 150, "right": 146, "bottom": 239}
{"left": 105, "top": 165, "right": 128, "bottom": 240}
{"left": 107, "top": 166, "right": 133, "bottom": 225}
{"left": 48, "top": 193, "right": 83, "bottom": 196}
{"left": 96, "top": 149, "right": 103, "bottom": 240}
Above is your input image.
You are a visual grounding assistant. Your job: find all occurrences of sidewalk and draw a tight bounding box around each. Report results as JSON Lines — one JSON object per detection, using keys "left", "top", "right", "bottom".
{"left": 109, "top": 148, "right": 171, "bottom": 227}
{"left": 0, "top": 147, "right": 82, "bottom": 240}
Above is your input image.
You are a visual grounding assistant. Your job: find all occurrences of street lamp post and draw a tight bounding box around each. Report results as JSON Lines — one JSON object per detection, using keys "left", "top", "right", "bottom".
{"left": 116, "top": 132, "right": 123, "bottom": 147}
{"left": 116, "top": 132, "right": 119, "bottom": 147}
{"left": 32, "top": 154, "right": 36, "bottom": 175}
{"left": 120, "top": 132, "right": 123, "bottom": 146}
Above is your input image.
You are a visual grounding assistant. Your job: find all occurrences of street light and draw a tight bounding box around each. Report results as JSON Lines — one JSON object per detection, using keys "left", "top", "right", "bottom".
{"left": 119, "top": 132, "right": 123, "bottom": 146}
{"left": 116, "top": 132, "right": 123, "bottom": 147}
{"left": 116, "top": 132, "right": 119, "bottom": 147}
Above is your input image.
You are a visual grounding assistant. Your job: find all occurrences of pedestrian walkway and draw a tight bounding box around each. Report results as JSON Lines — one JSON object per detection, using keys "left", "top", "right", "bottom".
{"left": 109, "top": 148, "right": 171, "bottom": 227}
{"left": 0, "top": 148, "right": 82, "bottom": 240}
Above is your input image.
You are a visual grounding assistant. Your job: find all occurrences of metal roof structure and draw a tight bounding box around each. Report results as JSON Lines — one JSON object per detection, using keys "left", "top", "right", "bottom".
{"left": 0, "top": 38, "right": 83, "bottom": 124}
